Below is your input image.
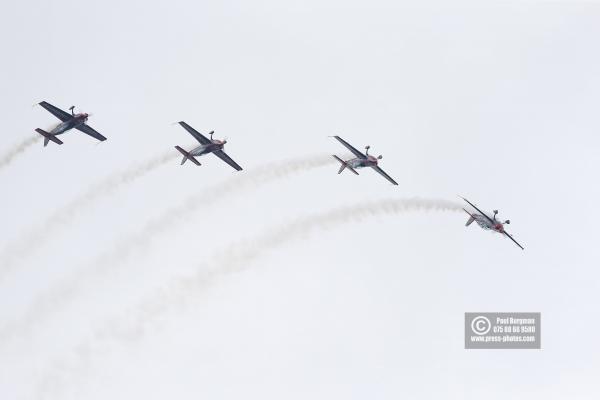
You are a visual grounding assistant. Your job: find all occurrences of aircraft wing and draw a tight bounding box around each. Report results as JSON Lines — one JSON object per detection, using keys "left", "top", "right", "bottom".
{"left": 503, "top": 231, "right": 525, "bottom": 250}
{"left": 212, "top": 150, "right": 243, "bottom": 171}
{"left": 332, "top": 136, "right": 367, "bottom": 159}
{"left": 75, "top": 124, "right": 107, "bottom": 142}
{"left": 38, "top": 101, "right": 72, "bottom": 122}
{"left": 371, "top": 166, "right": 398, "bottom": 185}
{"left": 460, "top": 197, "right": 495, "bottom": 224}
{"left": 178, "top": 121, "right": 211, "bottom": 145}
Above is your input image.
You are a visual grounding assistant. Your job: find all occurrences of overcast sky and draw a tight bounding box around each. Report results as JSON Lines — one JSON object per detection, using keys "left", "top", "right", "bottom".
{"left": 1, "top": 1, "right": 599, "bottom": 399}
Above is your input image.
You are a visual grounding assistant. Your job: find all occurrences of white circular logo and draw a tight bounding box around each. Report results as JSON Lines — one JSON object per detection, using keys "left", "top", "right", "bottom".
{"left": 471, "top": 316, "right": 491, "bottom": 336}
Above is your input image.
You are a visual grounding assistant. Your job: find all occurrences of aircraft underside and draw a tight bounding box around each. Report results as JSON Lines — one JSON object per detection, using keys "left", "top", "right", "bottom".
{"left": 473, "top": 216, "right": 493, "bottom": 229}
{"left": 348, "top": 159, "right": 373, "bottom": 169}
{"left": 190, "top": 145, "right": 219, "bottom": 157}
{"left": 50, "top": 123, "right": 72, "bottom": 135}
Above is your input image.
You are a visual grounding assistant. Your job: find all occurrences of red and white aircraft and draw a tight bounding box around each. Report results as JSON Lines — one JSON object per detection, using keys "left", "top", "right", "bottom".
{"left": 461, "top": 197, "right": 524, "bottom": 250}
{"left": 331, "top": 135, "right": 398, "bottom": 185}
{"left": 35, "top": 101, "right": 106, "bottom": 146}
{"left": 174, "top": 122, "right": 242, "bottom": 171}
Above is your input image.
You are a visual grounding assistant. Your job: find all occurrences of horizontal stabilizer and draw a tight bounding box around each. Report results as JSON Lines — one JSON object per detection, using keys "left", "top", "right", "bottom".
{"left": 35, "top": 129, "right": 63, "bottom": 146}
{"left": 463, "top": 208, "right": 475, "bottom": 226}
{"left": 174, "top": 145, "right": 200, "bottom": 166}
{"left": 346, "top": 165, "right": 359, "bottom": 175}
{"left": 332, "top": 155, "right": 359, "bottom": 175}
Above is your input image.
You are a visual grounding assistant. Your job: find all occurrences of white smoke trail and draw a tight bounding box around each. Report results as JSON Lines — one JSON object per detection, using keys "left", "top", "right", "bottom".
{"left": 87, "top": 153, "right": 336, "bottom": 266}
{"left": 0, "top": 150, "right": 178, "bottom": 281}
{"left": 0, "top": 154, "right": 335, "bottom": 344}
{"left": 0, "top": 136, "right": 42, "bottom": 170}
{"left": 33, "top": 197, "right": 462, "bottom": 398}
{"left": 120, "top": 197, "right": 463, "bottom": 334}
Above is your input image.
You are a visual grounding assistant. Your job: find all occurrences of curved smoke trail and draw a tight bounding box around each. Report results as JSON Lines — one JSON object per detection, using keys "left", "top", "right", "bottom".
{"left": 0, "top": 136, "right": 42, "bottom": 170}
{"left": 0, "top": 150, "right": 178, "bottom": 281}
{"left": 34, "top": 197, "right": 462, "bottom": 398}
{"left": 0, "top": 154, "right": 335, "bottom": 344}
{"left": 118, "top": 197, "right": 463, "bottom": 335}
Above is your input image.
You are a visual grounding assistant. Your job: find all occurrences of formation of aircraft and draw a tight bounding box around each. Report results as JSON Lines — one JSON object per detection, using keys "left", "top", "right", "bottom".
{"left": 331, "top": 135, "right": 398, "bottom": 185}
{"left": 174, "top": 121, "right": 243, "bottom": 171}
{"left": 32, "top": 101, "right": 524, "bottom": 251}
{"left": 461, "top": 197, "right": 524, "bottom": 250}
{"left": 35, "top": 101, "right": 106, "bottom": 146}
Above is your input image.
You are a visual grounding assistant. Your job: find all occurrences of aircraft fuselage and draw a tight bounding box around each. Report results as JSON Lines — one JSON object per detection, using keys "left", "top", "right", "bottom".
{"left": 50, "top": 114, "right": 88, "bottom": 136}
{"left": 189, "top": 140, "right": 226, "bottom": 157}
{"left": 346, "top": 155, "right": 379, "bottom": 169}
{"left": 472, "top": 214, "right": 505, "bottom": 233}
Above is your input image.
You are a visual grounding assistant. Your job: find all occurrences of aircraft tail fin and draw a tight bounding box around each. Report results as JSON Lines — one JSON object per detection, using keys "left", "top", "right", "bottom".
{"left": 174, "top": 146, "right": 201, "bottom": 166}
{"left": 35, "top": 129, "right": 63, "bottom": 146}
{"left": 332, "top": 155, "right": 358, "bottom": 175}
{"left": 463, "top": 208, "right": 475, "bottom": 226}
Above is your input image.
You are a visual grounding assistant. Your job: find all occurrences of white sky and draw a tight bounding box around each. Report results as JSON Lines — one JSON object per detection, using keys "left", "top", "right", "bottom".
{"left": 1, "top": 0, "right": 599, "bottom": 399}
